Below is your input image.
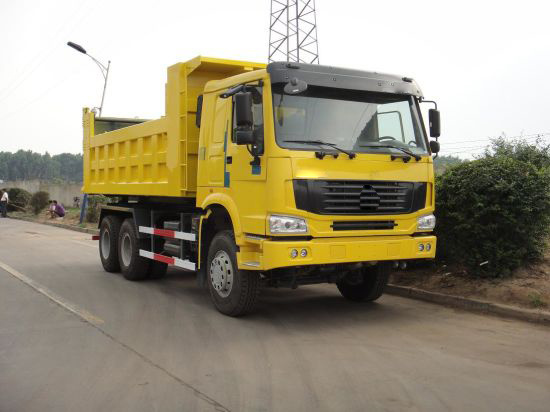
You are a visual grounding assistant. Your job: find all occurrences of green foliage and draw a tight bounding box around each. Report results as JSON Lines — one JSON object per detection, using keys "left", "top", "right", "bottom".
{"left": 86, "top": 195, "right": 110, "bottom": 223}
{"left": 436, "top": 139, "right": 550, "bottom": 277}
{"left": 0, "top": 150, "right": 82, "bottom": 182}
{"left": 7, "top": 187, "right": 32, "bottom": 212}
{"left": 484, "top": 136, "right": 550, "bottom": 170}
{"left": 29, "top": 191, "right": 50, "bottom": 215}
{"left": 433, "top": 154, "right": 464, "bottom": 175}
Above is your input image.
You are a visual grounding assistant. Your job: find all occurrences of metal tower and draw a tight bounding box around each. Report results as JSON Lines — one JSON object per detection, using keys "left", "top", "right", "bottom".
{"left": 268, "top": 0, "right": 320, "bottom": 64}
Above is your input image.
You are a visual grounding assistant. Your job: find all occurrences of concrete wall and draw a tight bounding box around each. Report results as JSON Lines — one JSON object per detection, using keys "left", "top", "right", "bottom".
{"left": 2, "top": 180, "right": 83, "bottom": 207}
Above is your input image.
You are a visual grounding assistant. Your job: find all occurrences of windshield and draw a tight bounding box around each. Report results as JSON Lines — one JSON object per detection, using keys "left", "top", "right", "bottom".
{"left": 272, "top": 84, "right": 428, "bottom": 155}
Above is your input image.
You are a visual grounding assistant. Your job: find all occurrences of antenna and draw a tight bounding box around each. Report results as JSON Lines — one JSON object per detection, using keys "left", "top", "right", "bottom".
{"left": 268, "top": 0, "right": 319, "bottom": 64}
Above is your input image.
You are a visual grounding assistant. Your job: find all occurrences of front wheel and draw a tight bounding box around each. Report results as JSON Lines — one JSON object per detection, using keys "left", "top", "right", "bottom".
{"left": 207, "top": 230, "right": 259, "bottom": 316}
{"left": 337, "top": 263, "right": 390, "bottom": 302}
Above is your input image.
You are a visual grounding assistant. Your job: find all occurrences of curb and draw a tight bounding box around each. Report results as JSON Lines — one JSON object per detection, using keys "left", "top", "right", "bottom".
{"left": 8, "top": 216, "right": 99, "bottom": 236}
{"left": 386, "top": 284, "right": 550, "bottom": 326}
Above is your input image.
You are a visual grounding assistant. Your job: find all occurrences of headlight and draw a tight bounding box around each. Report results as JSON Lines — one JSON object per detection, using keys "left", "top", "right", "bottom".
{"left": 417, "top": 214, "right": 436, "bottom": 231}
{"left": 269, "top": 215, "right": 308, "bottom": 234}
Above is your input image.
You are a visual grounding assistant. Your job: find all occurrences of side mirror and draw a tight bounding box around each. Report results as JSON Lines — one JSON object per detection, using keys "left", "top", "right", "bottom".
{"left": 429, "top": 140, "right": 440, "bottom": 154}
{"left": 235, "top": 92, "right": 253, "bottom": 128}
{"left": 429, "top": 109, "right": 441, "bottom": 138}
{"left": 195, "top": 95, "right": 203, "bottom": 128}
{"left": 235, "top": 130, "right": 254, "bottom": 145}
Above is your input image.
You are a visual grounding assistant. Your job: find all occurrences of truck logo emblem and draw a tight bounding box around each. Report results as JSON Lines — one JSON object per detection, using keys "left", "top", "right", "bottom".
{"left": 359, "top": 185, "right": 380, "bottom": 210}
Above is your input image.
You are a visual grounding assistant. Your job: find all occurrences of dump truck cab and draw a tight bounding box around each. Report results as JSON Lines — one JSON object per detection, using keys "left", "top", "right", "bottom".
{"left": 83, "top": 56, "right": 440, "bottom": 316}
{"left": 196, "top": 61, "right": 438, "bottom": 272}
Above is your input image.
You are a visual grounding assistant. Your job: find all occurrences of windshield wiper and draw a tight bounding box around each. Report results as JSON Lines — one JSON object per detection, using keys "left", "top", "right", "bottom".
{"left": 358, "top": 144, "right": 421, "bottom": 162}
{"left": 284, "top": 140, "right": 356, "bottom": 159}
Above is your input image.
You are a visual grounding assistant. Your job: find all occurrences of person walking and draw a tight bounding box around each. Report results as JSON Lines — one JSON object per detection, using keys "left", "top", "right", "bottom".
{"left": 0, "top": 189, "right": 8, "bottom": 217}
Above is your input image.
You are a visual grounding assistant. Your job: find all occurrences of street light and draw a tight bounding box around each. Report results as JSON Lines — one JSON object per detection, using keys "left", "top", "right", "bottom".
{"left": 67, "top": 41, "right": 110, "bottom": 117}
{"left": 67, "top": 41, "right": 111, "bottom": 224}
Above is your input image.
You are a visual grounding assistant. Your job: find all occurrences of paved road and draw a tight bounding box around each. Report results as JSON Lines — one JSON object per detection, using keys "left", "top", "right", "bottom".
{"left": 1, "top": 218, "right": 549, "bottom": 412}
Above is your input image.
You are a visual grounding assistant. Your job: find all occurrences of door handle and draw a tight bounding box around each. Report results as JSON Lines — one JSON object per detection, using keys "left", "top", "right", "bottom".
{"left": 226, "top": 156, "right": 233, "bottom": 164}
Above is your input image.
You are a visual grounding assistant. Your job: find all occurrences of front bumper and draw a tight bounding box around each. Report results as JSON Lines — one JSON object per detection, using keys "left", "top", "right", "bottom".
{"left": 238, "top": 234, "right": 436, "bottom": 270}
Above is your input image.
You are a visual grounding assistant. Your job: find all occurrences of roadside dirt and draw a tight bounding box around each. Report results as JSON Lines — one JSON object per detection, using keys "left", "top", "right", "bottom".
{"left": 8, "top": 209, "right": 97, "bottom": 230}
{"left": 391, "top": 251, "right": 550, "bottom": 310}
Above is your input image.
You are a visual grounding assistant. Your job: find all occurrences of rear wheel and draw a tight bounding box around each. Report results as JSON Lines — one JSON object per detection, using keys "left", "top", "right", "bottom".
{"left": 337, "top": 263, "right": 390, "bottom": 302}
{"left": 99, "top": 215, "right": 122, "bottom": 272}
{"left": 118, "top": 218, "right": 150, "bottom": 281}
{"left": 207, "top": 230, "right": 259, "bottom": 316}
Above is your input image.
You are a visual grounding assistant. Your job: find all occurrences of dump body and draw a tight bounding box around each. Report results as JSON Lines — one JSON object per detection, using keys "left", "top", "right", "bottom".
{"left": 82, "top": 56, "right": 265, "bottom": 197}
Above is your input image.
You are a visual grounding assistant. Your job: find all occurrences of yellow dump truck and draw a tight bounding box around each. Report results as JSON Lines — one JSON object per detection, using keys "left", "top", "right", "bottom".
{"left": 83, "top": 56, "right": 441, "bottom": 316}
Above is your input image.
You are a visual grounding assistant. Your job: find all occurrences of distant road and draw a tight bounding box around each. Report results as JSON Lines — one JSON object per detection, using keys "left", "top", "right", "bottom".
{"left": 1, "top": 219, "right": 549, "bottom": 411}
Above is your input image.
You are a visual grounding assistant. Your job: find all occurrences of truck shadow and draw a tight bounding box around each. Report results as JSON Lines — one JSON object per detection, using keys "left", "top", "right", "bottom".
{"left": 152, "top": 268, "right": 413, "bottom": 330}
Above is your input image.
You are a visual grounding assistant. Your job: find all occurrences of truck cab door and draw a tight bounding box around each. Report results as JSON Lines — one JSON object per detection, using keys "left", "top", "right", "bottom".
{"left": 204, "top": 95, "right": 232, "bottom": 187}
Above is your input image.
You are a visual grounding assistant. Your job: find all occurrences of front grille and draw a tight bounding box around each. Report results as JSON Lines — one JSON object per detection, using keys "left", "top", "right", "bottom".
{"left": 294, "top": 179, "right": 427, "bottom": 215}
{"left": 331, "top": 221, "right": 396, "bottom": 231}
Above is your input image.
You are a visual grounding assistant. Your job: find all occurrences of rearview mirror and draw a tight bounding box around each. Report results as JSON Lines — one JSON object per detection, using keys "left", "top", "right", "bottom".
{"left": 235, "top": 92, "right": 253, "bottom": 127}
{"left": 429, "top": 109, "right": 441, "bottom": 138}
{"left": 429, "top": 140, "right": 440, "bottom": 154}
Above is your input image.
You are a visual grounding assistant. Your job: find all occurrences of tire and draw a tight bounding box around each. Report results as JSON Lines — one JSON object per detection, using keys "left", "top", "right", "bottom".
{"left": 99, "top": 215, "right": 122, "bottom": 272}
{"left": 337, "top": 263, "right": 390, "bottom": 302}
{"left": 206, "top": 230, "right": 259, "bottom": 316}
{"left": 148, "top": 260, "right": 168, "bottom": 279}
{"left": 118, "top": 218, "right": 150, "bottom": 281}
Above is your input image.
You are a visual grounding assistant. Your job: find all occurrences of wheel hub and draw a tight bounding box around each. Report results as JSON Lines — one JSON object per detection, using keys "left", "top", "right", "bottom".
{"left": 210, "top": 251, "right": 234, "bottom": 298}
{"left": 100, "top": 229, "right": 110, "bottom": 259}
{"left": 120, "top": 232, "right": 132, "bottom": 267}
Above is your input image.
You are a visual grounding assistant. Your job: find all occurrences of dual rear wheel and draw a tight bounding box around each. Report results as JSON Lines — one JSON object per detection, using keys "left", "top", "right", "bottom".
{"left": 99, "top": 216, "right": 167, "bottom": 281}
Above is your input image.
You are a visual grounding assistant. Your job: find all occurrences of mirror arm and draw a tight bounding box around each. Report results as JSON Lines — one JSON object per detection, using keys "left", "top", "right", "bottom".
{"left": 420, "top": 99, "right": 438, "bottom": 111}
{"left": 220, "top": 84, "right": 246, "bottom": 99}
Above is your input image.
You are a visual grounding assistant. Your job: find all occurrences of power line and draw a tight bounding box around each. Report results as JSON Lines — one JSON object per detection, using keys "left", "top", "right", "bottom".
{"left": 441, "top": 132, "right": 550, "bottom": 146}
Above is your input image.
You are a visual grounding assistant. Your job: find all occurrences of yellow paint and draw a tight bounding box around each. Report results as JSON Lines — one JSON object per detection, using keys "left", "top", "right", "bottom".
{"left": 83, "top": 56, "right": 437, "bottom": 271}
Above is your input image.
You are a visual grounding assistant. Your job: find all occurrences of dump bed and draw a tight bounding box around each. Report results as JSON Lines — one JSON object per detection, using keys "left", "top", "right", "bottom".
{"left": 82, "top": 56, "right": 265, "bottom": 198}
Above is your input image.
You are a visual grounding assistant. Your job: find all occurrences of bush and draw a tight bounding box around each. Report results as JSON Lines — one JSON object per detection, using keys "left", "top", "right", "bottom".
{"left": 436, "top": 155, "right": 550, "bottom": 277}
{"left": 485, "top": 136, "right": 550, "bottom": 170}
{"left": 85, "top": 195, "right": 110, "bottom": 223}
{"left": 29, "top": 191, "right": 50, "bottom": 215}
{"left": 7, "top": 187, "right": 32, "bottom": 212}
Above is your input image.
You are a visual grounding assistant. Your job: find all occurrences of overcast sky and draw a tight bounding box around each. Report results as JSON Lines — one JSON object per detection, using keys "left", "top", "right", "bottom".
{"left": 1, "top": 0, "right": 549, "bottom": 157}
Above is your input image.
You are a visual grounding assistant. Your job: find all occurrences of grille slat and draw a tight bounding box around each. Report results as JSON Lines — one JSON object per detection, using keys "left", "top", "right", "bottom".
{"left": 293, "top": 179, "right": 426, "bottom": 216}
{"left": 321, "top": 180, "right": 411, "bottom": 214}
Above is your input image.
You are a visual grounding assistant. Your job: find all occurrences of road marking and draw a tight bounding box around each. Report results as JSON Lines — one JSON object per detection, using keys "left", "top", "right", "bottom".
{"left": 0, "top": 259, "right": 104, "bottom": 325}
{"left": 0, "top": 236, "right": 230, "bottom": 410}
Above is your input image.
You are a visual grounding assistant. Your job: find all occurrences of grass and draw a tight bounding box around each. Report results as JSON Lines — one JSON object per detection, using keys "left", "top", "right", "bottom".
{"left": 528, "top": 293, "right": 547, "bottom": 308}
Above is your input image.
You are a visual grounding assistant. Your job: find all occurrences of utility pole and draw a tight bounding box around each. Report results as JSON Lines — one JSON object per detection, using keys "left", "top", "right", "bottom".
{"left": 268, "top": 0, "right": 319, "bottom": 64}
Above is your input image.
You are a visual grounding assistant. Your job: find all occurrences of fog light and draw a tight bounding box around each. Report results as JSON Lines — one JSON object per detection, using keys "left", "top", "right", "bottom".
{"left": 290, "top": 249, "right": 298, "bottom": 258}
{"left": 300, "top": 249, "right": 308, "bottom": 257}
{"left": 426, "top": 243, "right": 431, "bottom": 251}
{"left": 418, "top": 243, "right": 425, "bottom": 252}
